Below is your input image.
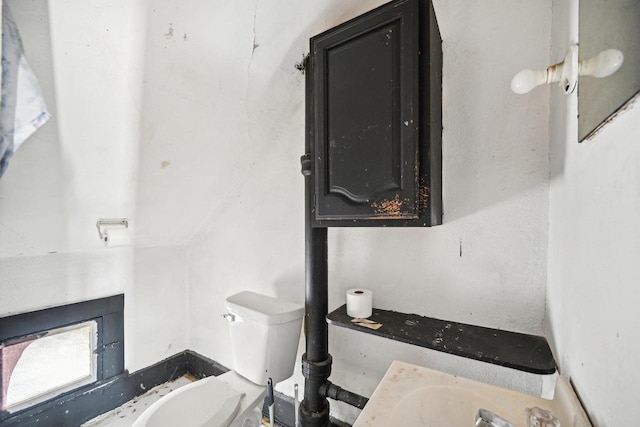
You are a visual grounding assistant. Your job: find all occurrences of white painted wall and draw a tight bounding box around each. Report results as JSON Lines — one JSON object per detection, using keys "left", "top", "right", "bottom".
{"left": 2, "top": 0, "right": 559, "bottom": 423}
{"left": 547, "top": 1, "right": 640, "bottom": 425}
{"left": 0, "top": 0, "right": 143, "bottom": 256}
{"left": 5, "top": 0, "right": 638, "bottom": 424}
{"left": 175, "top": 0, "right": 553, "bottom": 422}
{"left": 329, "top": 0, "right": 553, "bottom": 418}
{"left": 0, "top": 0, "right": 188, "bottom": 373}
{"left": 0, "top": 247, "right": 188, "bottom": 373}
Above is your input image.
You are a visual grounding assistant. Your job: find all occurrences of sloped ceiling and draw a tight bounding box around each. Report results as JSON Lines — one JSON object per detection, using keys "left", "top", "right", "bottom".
{"left": 0, "top": 0, "right": 383, "bottom": 255}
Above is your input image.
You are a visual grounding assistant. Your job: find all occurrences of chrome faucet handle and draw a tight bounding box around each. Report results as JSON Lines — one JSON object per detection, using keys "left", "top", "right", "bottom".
{"left": 476, "top": 409, "right": 516, "bottom": 427}
{"left": 527, "top": 407, "right": 560, "bottom": 427}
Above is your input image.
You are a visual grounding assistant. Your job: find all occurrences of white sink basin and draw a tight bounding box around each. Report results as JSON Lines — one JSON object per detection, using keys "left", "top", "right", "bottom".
{"left": 353, "top": 361, "right": 591, "bottom": 427}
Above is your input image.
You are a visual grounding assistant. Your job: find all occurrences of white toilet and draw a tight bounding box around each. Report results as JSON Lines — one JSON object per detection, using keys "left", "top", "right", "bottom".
{"left": 132, "top": 291, "right": 304, "bottom": 427}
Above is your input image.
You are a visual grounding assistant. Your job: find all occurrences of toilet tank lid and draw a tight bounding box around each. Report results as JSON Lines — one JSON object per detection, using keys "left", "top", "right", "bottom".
{"left": 226, "top": 291, "right": 304, "bottom": 325}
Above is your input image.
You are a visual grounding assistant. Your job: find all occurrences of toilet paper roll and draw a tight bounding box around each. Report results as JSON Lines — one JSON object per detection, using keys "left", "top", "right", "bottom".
{"left": 346, "top": 288, "right": 373, "bottom": 319}
{"left": 103, "top": 228, "right": 130, "bottom": 248}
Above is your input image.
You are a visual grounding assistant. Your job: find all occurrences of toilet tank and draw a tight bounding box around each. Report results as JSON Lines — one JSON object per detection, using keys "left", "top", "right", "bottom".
{"left": 225, "top": 291, "right": 304, "bottom": 385}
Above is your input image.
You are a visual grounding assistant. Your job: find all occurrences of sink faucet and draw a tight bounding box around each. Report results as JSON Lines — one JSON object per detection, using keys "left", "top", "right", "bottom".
{"left": 476, "top": 409, "right": 516, "bottom": 427}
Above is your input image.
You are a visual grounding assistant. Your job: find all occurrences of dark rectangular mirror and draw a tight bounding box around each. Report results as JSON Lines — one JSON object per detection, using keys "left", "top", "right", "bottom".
{"left": 578, "top": 0, "right": 640, "bottom": 141}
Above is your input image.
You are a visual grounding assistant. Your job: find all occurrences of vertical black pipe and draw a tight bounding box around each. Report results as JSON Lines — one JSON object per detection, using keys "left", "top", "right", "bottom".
{"left": 299, "top": 54, "right": 331, "bottom": 427}
{"left": 303, "top": 193, "right": 329, "bottom": 363}
{"left": 302, "top": 170, "right": 329, "bottom": 413}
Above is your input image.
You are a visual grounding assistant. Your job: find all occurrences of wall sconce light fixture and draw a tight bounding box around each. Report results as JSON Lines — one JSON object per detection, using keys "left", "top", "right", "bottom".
{"left": 511, "top": 45, "right": 624, "bottom": 95}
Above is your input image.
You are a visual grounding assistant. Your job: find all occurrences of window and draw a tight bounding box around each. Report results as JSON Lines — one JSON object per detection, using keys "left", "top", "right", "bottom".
{"left": 2, "top": 321, "right": 98, "bottom": 412}
{"left": 0, "top": 295, "right": 124, "bottom": 417}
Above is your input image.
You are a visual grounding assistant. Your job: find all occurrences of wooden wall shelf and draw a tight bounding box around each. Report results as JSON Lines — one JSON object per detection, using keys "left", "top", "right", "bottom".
{"left": 327, "top": 305, "right": 556, "bottom": 375}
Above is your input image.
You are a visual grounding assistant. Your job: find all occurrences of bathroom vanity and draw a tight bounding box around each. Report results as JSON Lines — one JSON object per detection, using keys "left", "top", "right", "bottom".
{"left": 353, "top": 361, "right": 592, "bottom": 427}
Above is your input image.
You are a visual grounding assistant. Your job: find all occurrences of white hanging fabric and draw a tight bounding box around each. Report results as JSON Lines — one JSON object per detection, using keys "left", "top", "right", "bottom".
{"left": 0, "top": 0, "right": 3, "bottom": 97}
{"left": 1, "top": 2, "right": 50, "bottom": 177}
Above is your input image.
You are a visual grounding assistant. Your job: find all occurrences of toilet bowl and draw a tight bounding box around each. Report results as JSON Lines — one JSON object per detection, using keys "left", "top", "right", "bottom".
{"left": 132, "top": 291, "right": 304, "bottom": 427}
{"left": 132, "top": 371, "right": 266, "bottom": 427}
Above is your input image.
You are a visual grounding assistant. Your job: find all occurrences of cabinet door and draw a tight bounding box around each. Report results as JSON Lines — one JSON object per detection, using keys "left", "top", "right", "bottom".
{"left": 311, "top": 0, "right": 420, "bottom": 224}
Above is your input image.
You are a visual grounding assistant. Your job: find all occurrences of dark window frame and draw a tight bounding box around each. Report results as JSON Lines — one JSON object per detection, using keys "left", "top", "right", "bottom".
{"left": 0, "top": 295, "right": 124, "bottom": 417}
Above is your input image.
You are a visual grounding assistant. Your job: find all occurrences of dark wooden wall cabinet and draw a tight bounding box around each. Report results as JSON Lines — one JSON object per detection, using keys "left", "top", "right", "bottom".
{"left": 309, "top": 0, "right": 442, "bottom": 227}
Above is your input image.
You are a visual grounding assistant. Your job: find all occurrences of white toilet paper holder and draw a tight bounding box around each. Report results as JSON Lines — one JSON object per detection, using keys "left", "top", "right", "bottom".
{"left": 96, "top": 218, "right": 129, "bottom": 243}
